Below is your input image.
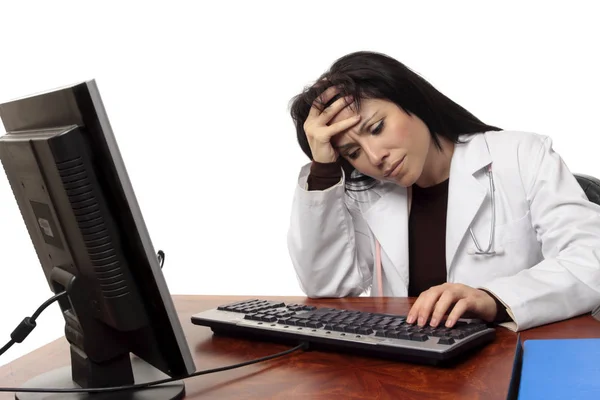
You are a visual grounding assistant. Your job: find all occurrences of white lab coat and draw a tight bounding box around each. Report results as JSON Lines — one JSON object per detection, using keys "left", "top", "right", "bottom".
{"left": 287, "top": 130, "right": 600, "bottom": 331}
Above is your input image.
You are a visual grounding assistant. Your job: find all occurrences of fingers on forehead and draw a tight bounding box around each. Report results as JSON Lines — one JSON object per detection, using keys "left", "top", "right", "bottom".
{"left": 315, "top": 85, "right": 341, "bottom": 105}
{"left": 330, "top": 131, "right": 347, "bottom": 147}
{"left": 330, "top": 104, "right": 357, "bottom": 124}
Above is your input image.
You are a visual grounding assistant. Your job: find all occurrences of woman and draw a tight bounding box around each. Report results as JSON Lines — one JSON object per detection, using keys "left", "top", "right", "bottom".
{"left": 287, "top": 51, "right": 600, "bottom": 331}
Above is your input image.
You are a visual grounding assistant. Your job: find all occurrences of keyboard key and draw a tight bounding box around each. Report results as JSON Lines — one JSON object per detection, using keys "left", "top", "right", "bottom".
{"left": 438, "top": 337, "right": 455, "bottom": 345}
{"left": 385, "top": 331, "right": 399, "bottom": 339}
{"left": 450, "top": 332, "right": 466, "bottom": 340}
{"left": 469, "top": 324, "right": 488, "bottom": 333}
{"left": 357, "top": 327, "right": 373, "bottom": 335}
{"left": 428, "top": 330, "right": 445, "bottom": 337}
{"left": 345, "top": 325, "right": 360, "bottom": 333}
{"left": 411, "top": 333, "right": 429, "bottom": 342}
{"left": 306, "top": 321, "right": 323, "bottom": 329}
{"left": 314, "top": 308, "right": 336, "bottom": 313}
{"left": 298, "top": 311, "right": 325, "bottom": 319}
{"left": 217, "top": 299, "right": 257, "bottom": 310}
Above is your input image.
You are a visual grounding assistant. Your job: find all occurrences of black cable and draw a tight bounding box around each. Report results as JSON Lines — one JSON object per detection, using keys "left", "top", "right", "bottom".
{"left": 1, "top": 247, "right": 164, "bottom": 357}
{"left": 31, "top": 291, "right": 68, "bottom": 321}
{"left": 157, "top": 250, "right": 165, "bottom": 268}
{"left": 0, "top": 252, "right": 308, "bottom": 395}
{"left": 0, "top": 342, "right": 309, "bottom": 394}
{"left": 0, "top": 340, "right": 15, "bottom": 357}
{"left": 0, "top": 291, "right": 67, "bottom": 358}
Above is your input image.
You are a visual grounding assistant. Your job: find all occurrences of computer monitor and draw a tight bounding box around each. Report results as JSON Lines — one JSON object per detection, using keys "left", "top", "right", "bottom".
{"left": 0, "top": 80, "right": 196, "bottom": 399}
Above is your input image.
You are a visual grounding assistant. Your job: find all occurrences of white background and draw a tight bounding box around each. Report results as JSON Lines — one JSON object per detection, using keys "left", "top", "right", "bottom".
{"left": 0, "top": 1, "right": 598, "bottom": 367}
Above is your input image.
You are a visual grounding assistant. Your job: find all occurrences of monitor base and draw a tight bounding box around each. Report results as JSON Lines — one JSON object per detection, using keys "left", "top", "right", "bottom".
{"left": 15, "top": 355, "right": 186, "bottom": 400}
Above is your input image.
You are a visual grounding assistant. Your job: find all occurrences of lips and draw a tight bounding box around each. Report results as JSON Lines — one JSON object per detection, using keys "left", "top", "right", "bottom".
{"left": 384, "top": 157, "right": 405, "bottom": 177}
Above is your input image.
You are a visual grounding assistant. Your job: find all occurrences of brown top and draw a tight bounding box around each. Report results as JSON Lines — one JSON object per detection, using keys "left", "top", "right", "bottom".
{"left": 306, "top": 160, "right": 344, "bottom": 190}
{"left": 306, "top": 161, "right": 509, "bottom": 323}
{"left": 408, "top": 179, "right": 449, "bottom": 296}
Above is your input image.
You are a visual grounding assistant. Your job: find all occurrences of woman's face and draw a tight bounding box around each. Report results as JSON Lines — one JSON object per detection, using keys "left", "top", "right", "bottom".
{"left": 329, "top": 98, "right": 433, "bottom": 187}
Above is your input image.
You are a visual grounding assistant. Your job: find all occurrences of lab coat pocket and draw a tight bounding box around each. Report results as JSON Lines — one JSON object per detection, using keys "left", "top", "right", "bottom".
{"left": 495, "top": 211, "right": 542, "bottom": 271}
{"left": 496, "top": 211, "right": 534, "bottom": 244}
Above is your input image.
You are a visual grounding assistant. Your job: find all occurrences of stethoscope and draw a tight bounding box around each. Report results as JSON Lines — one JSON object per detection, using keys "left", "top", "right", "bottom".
{"left": 467, "top": 164, "right": 502, "bottom": 256}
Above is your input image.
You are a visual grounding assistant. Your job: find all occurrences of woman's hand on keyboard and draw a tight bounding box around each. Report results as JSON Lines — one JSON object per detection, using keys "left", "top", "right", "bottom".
{"left": 406, "top": 283, "right": 497, "bottom": 328}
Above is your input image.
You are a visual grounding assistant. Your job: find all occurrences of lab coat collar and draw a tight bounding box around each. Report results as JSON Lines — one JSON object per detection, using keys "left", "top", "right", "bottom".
{"left": 455, "top": 133, "right": 493, "bottom": 174}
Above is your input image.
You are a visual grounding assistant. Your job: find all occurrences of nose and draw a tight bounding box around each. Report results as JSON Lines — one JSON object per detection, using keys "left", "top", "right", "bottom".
{"left": 363, "top": 141, "right": 388, "bottom": 167}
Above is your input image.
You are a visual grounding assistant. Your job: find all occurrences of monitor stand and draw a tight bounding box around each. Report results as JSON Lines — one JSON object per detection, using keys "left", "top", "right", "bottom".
{"left": 16, "top": 355, "right": 185, "bottom": 400}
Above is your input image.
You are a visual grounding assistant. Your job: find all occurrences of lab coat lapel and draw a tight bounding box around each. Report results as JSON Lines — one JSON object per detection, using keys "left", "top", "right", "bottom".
{"left": 446, "top": 134, "right": 492, "bottom": 269}
{"left": 363, "top": 184, "right": 410, "bottom": 293}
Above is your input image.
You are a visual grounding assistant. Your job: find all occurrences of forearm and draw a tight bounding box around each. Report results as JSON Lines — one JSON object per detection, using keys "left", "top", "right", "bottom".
{"left": 288, "top": 165, "right": 371, "bottom": 297}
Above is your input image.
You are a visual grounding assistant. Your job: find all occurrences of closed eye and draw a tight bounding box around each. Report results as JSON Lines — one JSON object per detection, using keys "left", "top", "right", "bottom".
{"left": 347, "top": 149, "right": 361, "bottom": 160}
{"left": 371, "top": 120, "right": 384, "bottom": 135}
{"left": 346, "top": 120, "right": 383, "bottom": 160}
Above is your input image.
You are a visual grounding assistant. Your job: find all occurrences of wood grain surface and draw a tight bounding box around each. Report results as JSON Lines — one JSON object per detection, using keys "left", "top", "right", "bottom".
{"left": 0, "top": 295, "right": 598, "bottom": 399}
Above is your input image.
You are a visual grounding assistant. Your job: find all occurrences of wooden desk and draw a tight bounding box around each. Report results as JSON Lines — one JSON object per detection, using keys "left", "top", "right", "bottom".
{"left": 0, "top": 295, "right": 598, "bottom": 399}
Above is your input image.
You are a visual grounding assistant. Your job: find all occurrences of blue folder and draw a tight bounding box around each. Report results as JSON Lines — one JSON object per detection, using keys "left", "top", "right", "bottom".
{"left": 513, "top": 338, "right": 600, "bottom": 399}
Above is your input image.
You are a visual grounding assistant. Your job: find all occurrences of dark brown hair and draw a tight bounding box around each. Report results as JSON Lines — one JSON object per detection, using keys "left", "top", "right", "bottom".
{"left": 289, "top": 51, "right": 501, "bottom": 185}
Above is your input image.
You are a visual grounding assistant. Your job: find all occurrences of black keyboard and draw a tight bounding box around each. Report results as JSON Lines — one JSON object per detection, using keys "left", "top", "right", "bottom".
{"left": 190, "top": 299, "right": 496, "bottom": 365}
